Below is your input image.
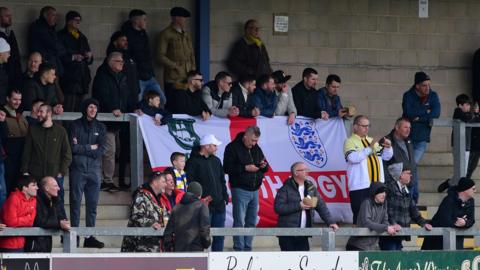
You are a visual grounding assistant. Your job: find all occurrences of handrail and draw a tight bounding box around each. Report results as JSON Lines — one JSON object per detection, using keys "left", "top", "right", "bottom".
{"left": 2, "top": 226, "right": 475, "bottom": 252}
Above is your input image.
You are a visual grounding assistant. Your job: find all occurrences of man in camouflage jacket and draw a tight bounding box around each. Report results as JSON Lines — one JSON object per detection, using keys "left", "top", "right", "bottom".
{"left": 121, "top": 173, "right": 167, "bottom": 252}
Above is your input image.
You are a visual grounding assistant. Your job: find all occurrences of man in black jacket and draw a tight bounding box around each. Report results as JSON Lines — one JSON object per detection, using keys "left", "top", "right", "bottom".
{"left": 121, "top": 9, "right": 165, "bottom": 105}
{"left": 0, "top": 7, "right": 21, "bottom": 90}
{"left": 25, "top": 176, "right": 70, "bottom": 252}
{"left": 185, "top": 134, "right": 227, "bottom": 251}
{"left": 274, "top": 162, "right": 338, "bottom": 251}
{"left": 164, "top": 181, "right": 211, "bottom": 252}
{"left": 28, "top": 6, "right": 66, "bottom": 77}
{"left": 57, "top": 11, "right": 92, "bottom": 112}
{"left": 167, "top": 70, "right": 211, "bottom": 121}
{"left": 92, "top": 52, "right": 130, "bottom": 191}
{"left": 231, "top": 76, "right": 260, "bottom": 118}
{"left": 224, "top": 125, "right": 267, "bottom": 251}
{"left": 292, "top": 68, "right": 322, "bottom": 119}
{"left": 69, "top": 98, "right": 106, "bottom": 248}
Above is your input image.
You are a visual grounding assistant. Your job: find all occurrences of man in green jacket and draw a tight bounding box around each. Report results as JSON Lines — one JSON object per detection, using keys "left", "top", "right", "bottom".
{"left": 157, "top": 7, "right": 195, "bottom": 94}
{"left": 21, "top": 103, "right": 72, "bottom": 217}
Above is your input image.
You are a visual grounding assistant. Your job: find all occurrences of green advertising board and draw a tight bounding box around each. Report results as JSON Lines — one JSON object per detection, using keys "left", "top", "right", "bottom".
{"left": 360, "top": 251, "right": 480, "bottom": 270}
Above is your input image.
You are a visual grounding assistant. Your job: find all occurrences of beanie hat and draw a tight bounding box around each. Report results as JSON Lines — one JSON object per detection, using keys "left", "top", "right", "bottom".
{"left": 0, "top": 38, "right": 10, "bottom": 53}
{"left": 456, "top": 177, "right": 475, "bottom": 192}
{"left": 414, "top": 71, "right": 430, "bottom": 85}
{"left": 370, "top": 182, "right": 387, "bottom": 197}
{"left": 81, "top": 98, "right": 99, "bottom": 118}
{"left": 129, "top": 9, "right": 146, "bottom": 19}
{"left": 65, "top": 10, "right": 81, "bottom": 22}
{"left": 187, "top": 181, "right": 202, "bottom": 197}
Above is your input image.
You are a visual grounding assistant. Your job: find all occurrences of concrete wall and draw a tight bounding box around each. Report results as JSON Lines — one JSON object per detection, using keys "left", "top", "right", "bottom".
{"left": 2, "top": 0, "right": 477, "bottom": 152}
{"left": 211, "top": 0, "right": 480, "bottom": 152}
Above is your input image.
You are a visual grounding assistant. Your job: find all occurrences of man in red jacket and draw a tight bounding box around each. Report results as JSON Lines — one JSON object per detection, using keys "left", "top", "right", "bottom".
{"left": 0, "top": 175, "right": 37, "bottom": 252}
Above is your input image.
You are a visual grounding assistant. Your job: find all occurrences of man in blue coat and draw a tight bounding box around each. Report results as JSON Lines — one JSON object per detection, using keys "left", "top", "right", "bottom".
{"left": 402, "top": 71, "right": 441, "bottom": 202}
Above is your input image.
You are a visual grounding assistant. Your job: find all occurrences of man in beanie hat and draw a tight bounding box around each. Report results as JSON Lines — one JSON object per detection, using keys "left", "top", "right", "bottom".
{"left": 121, "top": 9, "right": 166, "bottom": 105}
{"left": 401, "top": 71, "right": 440, "bottom": 201}
{"left": 272, "top": 70, "right": 297, "bottom": 125}
{"left": 58, "top": 10, "right": 93, "bottom": 112}
{"left": 164, "top": 181, "right": 211, "bottom": 252}
{"left": 185, "top": 134, "right": 228, "bottom": 251}
{"left": 68, "top": 98, "right": 106, "bottom": 248}
{"left": 0, "top": 7, "right": 21, "bottom": 90}
{"left": 0, "top": 37, "right": 10, "bottom": 102}
{"left": 422, "top": 177, "right": 475, "bottom": 250}
{"left": 157, "top": 6, "right": 195, "bottom": 95}
{"left": 379, "top": 163, "right": 432, "bottom": 250}
{"left": 346, "top": 182, "right": 397, "bottom": 251}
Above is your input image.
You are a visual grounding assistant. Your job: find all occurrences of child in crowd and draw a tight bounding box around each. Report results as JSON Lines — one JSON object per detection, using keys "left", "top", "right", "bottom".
{"left": 137, "top": 90, "right": 172, "bottom": 125}
{"left": 165, "top": 152, "right": 188, "bottom": 192}
{"left": 438, "top": 94, "right": 480, "bottom": 192}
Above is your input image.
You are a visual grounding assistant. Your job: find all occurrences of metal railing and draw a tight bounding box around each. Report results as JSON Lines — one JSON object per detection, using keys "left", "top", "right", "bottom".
{"left": 25, "top": 112, "right": 145, "bottom": 190}
{"left": 0, "top": 227, "right": 476, "bottom": 253}
{"left": 433, "top": 119, "right": 480, "bottom": 186}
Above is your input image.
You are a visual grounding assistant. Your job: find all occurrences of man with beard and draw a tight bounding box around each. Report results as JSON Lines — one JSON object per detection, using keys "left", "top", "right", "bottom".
{"left": 0, "top": 7, "right": 21, "bottom": 90}
{"left": 1, "top": 89, "right": 28, "bottom": 194}
{"left": 121, "top": 172, "right": 167, "bottom": 252}
{"left": 69, "top": 98, "right": 106, "bottom": 248}
{"left": 21, "top": 104, "right": 71, "bottom": 218}
{"left": 167, "top": 70, "right": 211, "bottom": 121}
{"left": 202, "top": 71, "right": 239, "bottom": 118}
{"left": 292, "top": 68, "right": 322, "bottom": 119}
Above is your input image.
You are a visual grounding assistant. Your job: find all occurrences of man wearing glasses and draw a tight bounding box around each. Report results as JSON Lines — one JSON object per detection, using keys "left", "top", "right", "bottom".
{"left": 167, "top": 70, "right": 211, "bottom": 121}
{"left": 344, "top": 115, "right": 393, "bottom": 223}
{"left": 202, "top": 71, "right": 239, "bottom": 118}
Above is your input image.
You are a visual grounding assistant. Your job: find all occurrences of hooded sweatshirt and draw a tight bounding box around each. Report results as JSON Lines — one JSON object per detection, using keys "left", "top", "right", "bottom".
{"left": 163, "top": 192, "right": 211, "bottom": 252}
{"left": 346, "top": 182, "right": 389, "bottom": 250}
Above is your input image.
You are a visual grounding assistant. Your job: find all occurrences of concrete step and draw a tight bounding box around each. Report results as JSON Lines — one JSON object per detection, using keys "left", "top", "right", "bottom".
{"left": 419, "top": 193, "right": 480, "bottom": 207}
{"left": 65, "top": 205, "right": 129, "bottom": 220}
{"left": 419, "top": 152, "right": 452, "bottom": 166}
{"left": 63, "top": 190, "right": 131, "bottom": 206}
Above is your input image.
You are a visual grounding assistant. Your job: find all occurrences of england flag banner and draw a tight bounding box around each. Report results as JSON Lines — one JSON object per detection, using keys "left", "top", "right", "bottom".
{"left": 138, "top": 114, "right": 353, "bottom": 226}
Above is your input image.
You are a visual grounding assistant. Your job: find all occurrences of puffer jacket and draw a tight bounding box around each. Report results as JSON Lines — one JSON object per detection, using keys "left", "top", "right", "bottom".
{"left": 223, "top": 132, "right": 268, "bottom": 191}
{"left": 0, "top": 190, "right": 36, "bottom": 249}
{"left": 202, "top": 81, "right": 233, "bottom": 118}
{"left": 274, "top": 177, "right": 333, "bottom": 228}
{"left": 163, "top": 192, "right": 211, "bottom": 252}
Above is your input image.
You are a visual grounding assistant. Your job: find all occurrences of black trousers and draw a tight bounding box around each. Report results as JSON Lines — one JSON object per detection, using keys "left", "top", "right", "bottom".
{"left": 349, "top": 187, "right": 370, "bottom": 224}
{"left": 278, "top": 236, "right": 310, "bottom": 251}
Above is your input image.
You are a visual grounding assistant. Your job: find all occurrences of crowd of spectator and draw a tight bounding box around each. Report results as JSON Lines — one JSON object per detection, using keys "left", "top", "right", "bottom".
{"left": 0, "top": 4, "right": 474, "bottom": 254}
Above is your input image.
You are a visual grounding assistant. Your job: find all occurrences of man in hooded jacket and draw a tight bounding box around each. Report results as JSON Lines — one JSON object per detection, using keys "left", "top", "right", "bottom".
{"left": 68, "top": 98, "right": 106, "bottom": 248}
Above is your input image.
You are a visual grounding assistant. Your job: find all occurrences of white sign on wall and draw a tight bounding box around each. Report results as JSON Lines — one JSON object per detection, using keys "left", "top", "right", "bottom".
{"left": 419, "top": 0, "right": 428, "bottom": 18}
{"left": 209, "top": 251, "right": 358, "bottom": 270}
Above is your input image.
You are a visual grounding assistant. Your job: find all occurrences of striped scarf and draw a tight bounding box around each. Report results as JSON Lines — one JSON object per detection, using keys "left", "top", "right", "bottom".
{"left": 361, "top": 138, "right": 381, "bottom": 183}
{"left": 174, "top": 169, "right": 188, "bottom": 192}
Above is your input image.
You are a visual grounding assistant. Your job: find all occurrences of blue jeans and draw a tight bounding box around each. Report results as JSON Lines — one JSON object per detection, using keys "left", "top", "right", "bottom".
{"left": 231, "top": 188, "right": 259, "bottom": 251}
{"left": 56, "top": 175, "right": 67, "bottom": 219}
{"left": 412, "top": 141, "right": 427, "bottom": 203}
{"left": 379, "top": 236, "right": 403, "bottom": 250}
{"left": 0, "top": 163, "right": 6, "bottom": 208}
{"left": 138, "top": 77, "right": 166, "bottom": 105}
{"left": 69, "top": 169, "right": 101, "bottom": 227}
{"left": 209, "top": 210, "right": 226, "bottom": 251}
